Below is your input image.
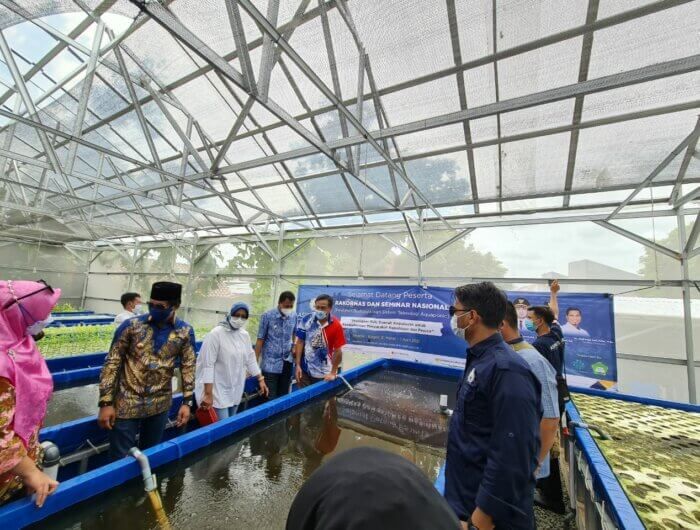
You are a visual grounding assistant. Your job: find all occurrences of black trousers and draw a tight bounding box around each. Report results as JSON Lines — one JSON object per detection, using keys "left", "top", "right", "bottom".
{"left": 263, "top": 360, "right": 293, "bottom": 399}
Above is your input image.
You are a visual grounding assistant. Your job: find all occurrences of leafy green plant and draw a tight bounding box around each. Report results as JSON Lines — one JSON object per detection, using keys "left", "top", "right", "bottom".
{"left": 39, "top": 324, "right": 214, "bottom": 358}
{"left": 53, "top": 302, "right": 79, "bottom": 312}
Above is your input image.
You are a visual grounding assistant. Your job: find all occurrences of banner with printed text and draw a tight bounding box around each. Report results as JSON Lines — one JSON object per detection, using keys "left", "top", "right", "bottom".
{"left": 297, "top": 285, "right": 617, "bottom": 390}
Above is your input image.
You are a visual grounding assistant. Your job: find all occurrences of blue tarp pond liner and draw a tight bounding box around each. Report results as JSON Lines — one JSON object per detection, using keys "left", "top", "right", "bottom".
{"left": 3, "top": 358, "right": 461, "bottom": 529}
{"left": 47, "top": 341, "right": 204, "bottom": 389}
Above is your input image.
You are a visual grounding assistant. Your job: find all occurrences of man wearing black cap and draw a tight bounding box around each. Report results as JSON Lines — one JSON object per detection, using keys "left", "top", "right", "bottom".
{"left": 98, "top": 281, "right": 196, "bottom": 459}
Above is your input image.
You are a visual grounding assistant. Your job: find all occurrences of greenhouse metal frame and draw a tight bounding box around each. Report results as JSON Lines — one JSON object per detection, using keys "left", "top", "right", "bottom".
{"left": 0, "top": 0, "right": 697, "bottom": 401}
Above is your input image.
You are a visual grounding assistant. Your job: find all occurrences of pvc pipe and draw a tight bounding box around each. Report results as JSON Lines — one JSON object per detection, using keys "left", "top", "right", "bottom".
{"left": 128, "top": 447, "right": 157, "bottom": 492}
{"left": 337, "top": 374, "right": 353, "bottom": 391}
{"left": 40, "top": 441, "right": 60, "bottom": 481}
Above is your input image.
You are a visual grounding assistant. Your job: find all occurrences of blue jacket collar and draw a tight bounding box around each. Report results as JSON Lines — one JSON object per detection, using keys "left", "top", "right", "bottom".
{"left": 468, "top": 332, "right": 503, "bottom": 358}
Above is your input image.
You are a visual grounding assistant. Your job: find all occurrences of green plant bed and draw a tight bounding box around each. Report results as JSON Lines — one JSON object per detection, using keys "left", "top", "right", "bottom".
{"left": 38, "top": 324, "right": 222, "bottom": 358}
{"left": 572, "top": 393, "right": 700, "bottom": 530}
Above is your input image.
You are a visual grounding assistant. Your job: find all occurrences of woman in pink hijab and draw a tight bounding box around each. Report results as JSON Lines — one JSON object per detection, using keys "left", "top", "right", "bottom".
{"left": 0, "top": 280, "right": 61, "bottom": 507}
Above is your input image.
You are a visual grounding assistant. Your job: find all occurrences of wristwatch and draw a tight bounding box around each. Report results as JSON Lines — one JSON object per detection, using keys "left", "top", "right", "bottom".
{"left": 182, "top": 398, "right": 194, "bottom": 408}
{"left": 98, "top": 399, "right": 113, "bottom": 408}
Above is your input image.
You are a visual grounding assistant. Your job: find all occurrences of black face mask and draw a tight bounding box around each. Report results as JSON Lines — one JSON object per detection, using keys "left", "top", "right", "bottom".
{"left": 148, "top": 304, "right": 173, "bottom": 324}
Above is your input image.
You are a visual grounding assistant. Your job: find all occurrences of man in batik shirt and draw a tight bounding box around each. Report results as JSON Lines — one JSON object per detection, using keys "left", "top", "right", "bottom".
{"left": 98, "top": 281, "right": 196, "bottom": 459}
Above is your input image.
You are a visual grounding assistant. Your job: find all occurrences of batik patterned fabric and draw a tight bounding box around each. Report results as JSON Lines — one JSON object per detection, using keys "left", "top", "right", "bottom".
{"left": 99, "top": 315, "right": 196, "bottom": 419}
{"left": 0, "top": 377, "right": 42, "bottom": 504}
{"left": 295, "top": 313, "right": 346, "bottom": 379}
{"left": 257, "top": 308, "right": 296, "bottom": 374}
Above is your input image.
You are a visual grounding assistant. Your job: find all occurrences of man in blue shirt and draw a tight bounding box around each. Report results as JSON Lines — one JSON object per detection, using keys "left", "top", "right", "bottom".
{"left": 526, "top": 280, "right": 569, "bottom": 416}
{"left": 502, "top": 301, "right": 566, "bottom": 514}
{"left": 446, "top": 282, "right": 541, "bottom": 530}
{"left": 255, "top": 291, "right": 297, "bottom": 399}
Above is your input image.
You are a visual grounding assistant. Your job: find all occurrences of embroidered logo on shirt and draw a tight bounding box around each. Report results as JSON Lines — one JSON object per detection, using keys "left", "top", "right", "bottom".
{"left": 467, "top": 367, "right": 476, "bottom": 384}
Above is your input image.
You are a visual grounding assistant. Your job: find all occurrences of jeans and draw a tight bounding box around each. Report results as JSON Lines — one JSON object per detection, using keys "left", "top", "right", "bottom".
{"left": 214, "top": 405, "right": 239, "bottom": 420}
{"left": 263, "top": 361, "right": 293, "bottom": 399}
{"left": 109, "top": 411, "right": 169, "bottom": 460}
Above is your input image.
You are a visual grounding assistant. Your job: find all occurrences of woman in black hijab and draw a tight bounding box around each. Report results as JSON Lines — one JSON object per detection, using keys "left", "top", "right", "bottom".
{"left": 286, "top": 447, "right": 460, "bottom": 530}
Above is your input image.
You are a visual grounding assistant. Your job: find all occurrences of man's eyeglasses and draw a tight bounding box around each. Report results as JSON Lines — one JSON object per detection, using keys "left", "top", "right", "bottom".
{"left": 148, "top": 301, "right": 170, "bottom": 310}
{"left": 448, "top": 305, "right": 470, "bottom": 317}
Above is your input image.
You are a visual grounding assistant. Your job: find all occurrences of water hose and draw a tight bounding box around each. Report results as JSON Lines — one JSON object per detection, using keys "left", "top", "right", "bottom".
{"left": 129, "top": 448, "right": 172, "bottom": 530}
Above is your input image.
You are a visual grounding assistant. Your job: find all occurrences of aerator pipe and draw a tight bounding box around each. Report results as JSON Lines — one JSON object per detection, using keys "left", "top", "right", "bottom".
{"left": 337, "top": 374, "right": 353, "bottom": 392}
{"left": 569, "top": 420, "right": 611, "bottom": 440}
{"left": 129, "top": 447, "right": 157, "bottom": 492}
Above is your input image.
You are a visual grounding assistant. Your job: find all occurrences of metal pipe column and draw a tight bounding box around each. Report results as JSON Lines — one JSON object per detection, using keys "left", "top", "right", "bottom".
{"left": 678, "top": 211, "right": 697, "bottom": 404}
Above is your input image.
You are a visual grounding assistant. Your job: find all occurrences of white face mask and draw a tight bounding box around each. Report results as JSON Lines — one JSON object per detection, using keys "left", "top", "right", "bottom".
{"left": 27, "top": 316, "right": 53, "bottom": 336}
{"left": 450, "top": 314, "right": 466, "bottom": 341}
{"left": 228, "top": 316, "right": 246, "bottom": 329}
{"left": 133, "top": 303, "right": 144, "bottom": 315}
{"left": 280, "top": 307, "right": 294, "bottom": 317}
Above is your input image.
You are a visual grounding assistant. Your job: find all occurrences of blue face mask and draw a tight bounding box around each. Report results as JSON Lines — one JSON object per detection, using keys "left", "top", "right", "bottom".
{"left": 524, "top": 319, "right": 537, "bottom": 332}
{"left": 149, "top": 305, "right": 172, "bottom": 324}
{"left": 314, "top": 310, "right": 328, "bottom": 320}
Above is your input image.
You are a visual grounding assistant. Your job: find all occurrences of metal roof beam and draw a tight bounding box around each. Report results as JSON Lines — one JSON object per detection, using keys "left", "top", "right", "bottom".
{"left": 674, "top": 186, "right": 700, "bottom": 209}
{"left": 684, "top": 211, "right": 700, "bottom": 256}
{"left": 112, "top": 43, "right": 163, "bottom": 171}
{"left": 446, "top": 0, "right": 479, "bottom": 212}
{"left": 224, "top": 0, "right": 256, "bottom": 93}
{"left": 423, "top": 228, "right": 475, "bottom": 261}
{"left": 129, "top": 0, "right": 396, "bottom": 212}
{"left": 594, "top": 220, "right": 681, "bottom": 260}
{"left": 64, "top": 21, "right": 105, "bottom": 175}
{"left": 0, "top": 32, "right": 62, "bottom": 176}
{"left": 670, "top": 116, "right": 700, "bottom": 205}
{"left": 238, "top": 0, "right": 452, "bottom": 228}
{"left": 607, "top": 121, "right": 700, "bottom": 219}
{"left": 210, "top": 96, "right": 255, "bottom": 174}
{"left": 256, "top": 0, "right": 280, "bottom": 101}
{"left": 562, "top": 0, "right": 600, "bottom": 208}
{"left": 223, "top": 0, "right": 693, "bottom": 144}
{"left": 44, "top": 0, "right": 692, "bottom": 208}
{"left": 334, "top": 2, "right": 406, "bottom": 207}
{"left": 213, "top": 55, "right": 700, "bottom": 177}
{"left": 317, "top": 0, "right": 369, "bottom": 221}
{"left": 0, "top": 0, "right": 116, "bottom": 109}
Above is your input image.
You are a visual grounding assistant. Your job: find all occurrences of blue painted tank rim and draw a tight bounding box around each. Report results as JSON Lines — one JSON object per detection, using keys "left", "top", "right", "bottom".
{"left": 0, "top": 358, "right": 388, "bottom": 529}
{"left": 569, "top": 385, "right": 700, "bottom": 413}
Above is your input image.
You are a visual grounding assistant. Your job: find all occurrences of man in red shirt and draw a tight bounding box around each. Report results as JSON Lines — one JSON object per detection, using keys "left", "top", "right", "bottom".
{"left": 294, "top": 294, "right": 346, "bottom": 387}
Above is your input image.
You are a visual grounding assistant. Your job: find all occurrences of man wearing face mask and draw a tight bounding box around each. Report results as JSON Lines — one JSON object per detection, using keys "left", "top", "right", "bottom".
{"left": 446, "top": 282, "right": 541, "bottom": 530}
{"left": 294, "top": 294, "right": 346, "bottom": 387}
{"left": 195, "top": 302, "right": 268, "bottom": 420}
{"left": 98, "top": 282, "right": 196, "bottom": 459}
{"left": 255, "top": 291, "right": 297, "bottom": 399}
{"left": 114, "top": 292, "right": 142, "bottom": 326}
{"left": 525, "top": 280, "right": 568, "bottom": 415}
